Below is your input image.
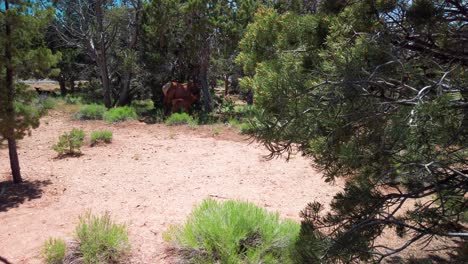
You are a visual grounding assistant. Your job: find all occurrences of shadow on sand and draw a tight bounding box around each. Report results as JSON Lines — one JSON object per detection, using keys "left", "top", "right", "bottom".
{"left": 0, "top": 180, "right": 51, "bottom": 212}
{"left": 387, "top": 252, "right": 466, "bottom": 264}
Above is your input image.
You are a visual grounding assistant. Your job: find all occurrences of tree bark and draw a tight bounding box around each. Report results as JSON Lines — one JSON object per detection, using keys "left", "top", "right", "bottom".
{"left": 224, "top": 74, "right": 229, "bottom": 96}
{"left": 95, "top": 1, "right": 112, "bottom": 108}
{"left": 117, "top": 0, "right": 142, "bottom": 106}
{"left": 5, "top": 0, "right": 22, "bottom": 183}
{"left": 59, "top": 78, "right": 67, "bottom": 96}
{"left": 70, "top": 79, "right": 75, "bottom": 93}
{"left": 117, "top": 71, "right": 132, "bottom": 106}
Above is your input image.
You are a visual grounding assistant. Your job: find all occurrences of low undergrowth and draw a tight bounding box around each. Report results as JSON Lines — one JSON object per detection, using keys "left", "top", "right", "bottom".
{"left": 165, "top": 112, "right": 197, "bottom": 126}
{"left": 103, "top": 106, "right": 137, "bottom": 123}
{"left": 43, "top": 238, "right": 66, "bottom": 264}
{"left": 42, "top": 212, "right": 130, "bottom": 264}
{"left": 90, "top": 130, "right": 113, "bottom": 145}
{"left": 77, "top": 104, "right": 107, "bottom": 120}
{"left": 164, "top": 199, "right": 300, "bottom": 263}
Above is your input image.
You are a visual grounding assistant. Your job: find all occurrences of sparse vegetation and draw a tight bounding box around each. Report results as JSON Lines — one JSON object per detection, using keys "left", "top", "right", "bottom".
{"left": 52, "top": 129, "right": 85, "bottom": 156}
{"left": 103, "top": 106, "right": 137, "bottom": 123}
{"left": 43, "top": 238, "right": 66, "bottom": 264}
{"left": 164, "top": 199, "right": 300, "bottom": 263}
{"left": 90, "top": 130, "right": 113, "bottom": 145}
{"left": 76, "top": 212, "right": 130, "bottom": 263}
{"left": 165, "top": 112, "right": 196, "bottom": 126}
{"left": 77, "top": 104, "right": 107, "bottom": 120}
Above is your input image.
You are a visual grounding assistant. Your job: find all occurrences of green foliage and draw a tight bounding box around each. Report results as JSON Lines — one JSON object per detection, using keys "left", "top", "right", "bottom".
{"left": 240, "top": 122, "right": 255, "bottom": 135}
{"left": 53, "top": 129, "right": 85, "bottom": 156}
{"left": 77, "top": 104, "right": 107, "bottom": 120}
{"left": 165, "top": 199, "right": 300, "bottom": 263}
{"left": 43, "top": 238, "right": 66, "bottom": 264}
{"left": 64, "top": 94, "right": 83, "bottom": 105}
{"left": 165, "top": 112, "right": 196, "bottom": 126}
{"left": 103, "top": 106, "right": 137, "bottom": 123}
{"left": 90, "top": 130, "right": 113, "bottom": 145}
{"left": 76, "top": 212, "right": 130, "bottom": 264}
{"left": 131, "top": 99, "right": 155, "bottom": 116}
{"left": 237, "top": 1, "right": 468, "bottom": 262}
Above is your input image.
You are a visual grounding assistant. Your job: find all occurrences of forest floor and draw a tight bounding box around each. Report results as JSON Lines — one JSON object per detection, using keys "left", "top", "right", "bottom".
{"left": 0, "top": 108, "right": 458, "bottom": 263}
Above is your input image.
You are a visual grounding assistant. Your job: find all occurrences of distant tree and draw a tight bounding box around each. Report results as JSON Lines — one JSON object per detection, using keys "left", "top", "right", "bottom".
{"left": 0, "top": 0, "right": 60, "bottom": 183}
{"left": 51, "top": 0, "right": 142, "bottom": 107}
{"left": 238, "top": 1, "right": 467, "bottom": 262}
{"left": 141, "top": 0, "right": 259, "bottom": 110}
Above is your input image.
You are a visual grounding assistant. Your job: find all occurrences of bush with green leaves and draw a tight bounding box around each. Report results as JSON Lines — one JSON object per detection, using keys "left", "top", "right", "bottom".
{"left": 103, "top": 106, "right": 137, "bottom": 123}
{"left": 90, "top": 130, "right": 113, "bottom": 145}
{"left": 77, "top": 104, "right": 107, "bottom": 120}
{"left": 165, "top": 112, "right": 196, "bottom": 126}
{"left": 131, "top": 100, "right": 154, "bottom": 116}
{"left": 76, "top": 212, "right": 130, "bottom": 263}
{"left": 52, "top": 129, "right": 85, "bottom": 156}
{"left": 43, "top": 238, "right": 66, "bottom": 264}
{"left": 64, "top": 94, "right": 83, "bottom": 105}
{"left": 164, "top": 199, "right": 300, "bottom": 263}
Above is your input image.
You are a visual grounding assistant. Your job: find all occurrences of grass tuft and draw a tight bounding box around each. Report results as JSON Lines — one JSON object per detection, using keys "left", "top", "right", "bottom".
{"left": 77, "top": 104, "right": 107, "bottom": 120}
{"left": 90, "top": 130, "right": 113, "bottom": 145}
{"left": 164, "top": 199, "right": 300, "bottom": 263}
{"left": 165, "top": 112, "right": 196, "bottom": 126}
{"left": 76, "top": 212, "right": 130, "bottom": 263}
{"left": 43, "top": 238, "right": 66, "bottom": 264}
{"left": 103, "top": 106, "right": 137, "bottom": 123}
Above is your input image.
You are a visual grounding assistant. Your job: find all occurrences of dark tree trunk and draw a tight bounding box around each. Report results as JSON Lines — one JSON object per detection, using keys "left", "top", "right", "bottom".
{"left": 197, "top": 44, "right": 213, "bottom": 112}
{"left": 59, "top": 78, "right": 67, "bottom": 96}
{"left": 246, "top": 89, "right": 254, "bottom": 105}
{"left": 224, "top": 74, "right": 229, "bottom": 96}
{"left": 117, "top": 72, "right": 132, "bottom": 106}
{"left": 70, "top": 79, "right": 75, "bottom": 93}
{"left": 95, "top": 1, "right": 112, "bottom": 108}
{"left": 117, "top": 0, "right": 142, "bottom": 106}
{"left": 7, "top": 138, "right": 21, "bottom": 183}
{"left": 5, "top": 0, "right": 22, "bottom": 183}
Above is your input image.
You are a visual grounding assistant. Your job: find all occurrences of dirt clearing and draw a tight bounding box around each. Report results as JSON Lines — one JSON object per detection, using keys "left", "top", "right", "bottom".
{"left": 0, "top": 110, "right": 341, "bottom": 263}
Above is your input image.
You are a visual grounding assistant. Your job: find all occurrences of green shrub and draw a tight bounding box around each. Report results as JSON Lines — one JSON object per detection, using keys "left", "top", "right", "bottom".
{"left": 76, "top": 212, "right": 130, "bottom": 263}
{"left": 103, "top": 106, "right": 137, "bottom": 123}
{"left": 165, "top": 112, "right": 196, "bottom": 126}
{"left": 234, "top": 105, "right": 257, "bottom": 118}
{"left": 131, "top": 100, "right": 154, "bottom": 116}
{"left": 240, "top": 122, "right": 255, "bottom": 134}
{"left": 77, "top": 104, "right": 107, "bottom": 120}
{"left": 164, "top": 199, "right": 300, "bottom": 263}
{"left": 43, "top": 238, "right": 66, "bottom": 264}
{"left": 53, "top": 129, "right": 85, "bottom": 156}
{"left": 90, "top": 130, "right": 113, "bottom": 145}
{"left": 40, "top": 97, "right": 58, "bottom": 110}
{"left": 64, "top": 94, "right": 83, "bottom": 105}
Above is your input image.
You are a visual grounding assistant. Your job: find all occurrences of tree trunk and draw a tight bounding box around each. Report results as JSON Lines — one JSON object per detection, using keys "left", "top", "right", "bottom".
{"left": 224, "top": 74, "right": 229, "bottom": 96}
{"left": 70, "top": 79, "right": 75, "bottom": 93}
{"left": 95, "top": 1, "right": 112, "bottom": 108}
{"left": 59, "top": 78, "right": 67, "bottom": 96}
{"left": 7, "top": 138, "right": 21, "bottom": 183}
{"left": 97, "top": 56, "right": 112, "bottom": 108}
{"left": 117, "top": 72, "right": 132, "bottom": 106}
{"left": 117, "top": 0, "right": 141, "bottom": 106}
{"left": 5, "top": 0, "right": 22, "bottom": 183}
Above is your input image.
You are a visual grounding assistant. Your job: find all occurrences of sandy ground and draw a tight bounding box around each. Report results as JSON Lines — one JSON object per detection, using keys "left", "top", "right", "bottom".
{"left": 0, "top": 110, "right": 343, "bottom": 263}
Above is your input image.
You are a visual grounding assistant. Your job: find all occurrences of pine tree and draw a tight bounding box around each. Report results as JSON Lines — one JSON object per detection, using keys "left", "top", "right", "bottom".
{"left": 237, "top": 0, "right": 468, "bottom": 261}
{"left": 0, "top": 0, "right": 60, "bottom": 183}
